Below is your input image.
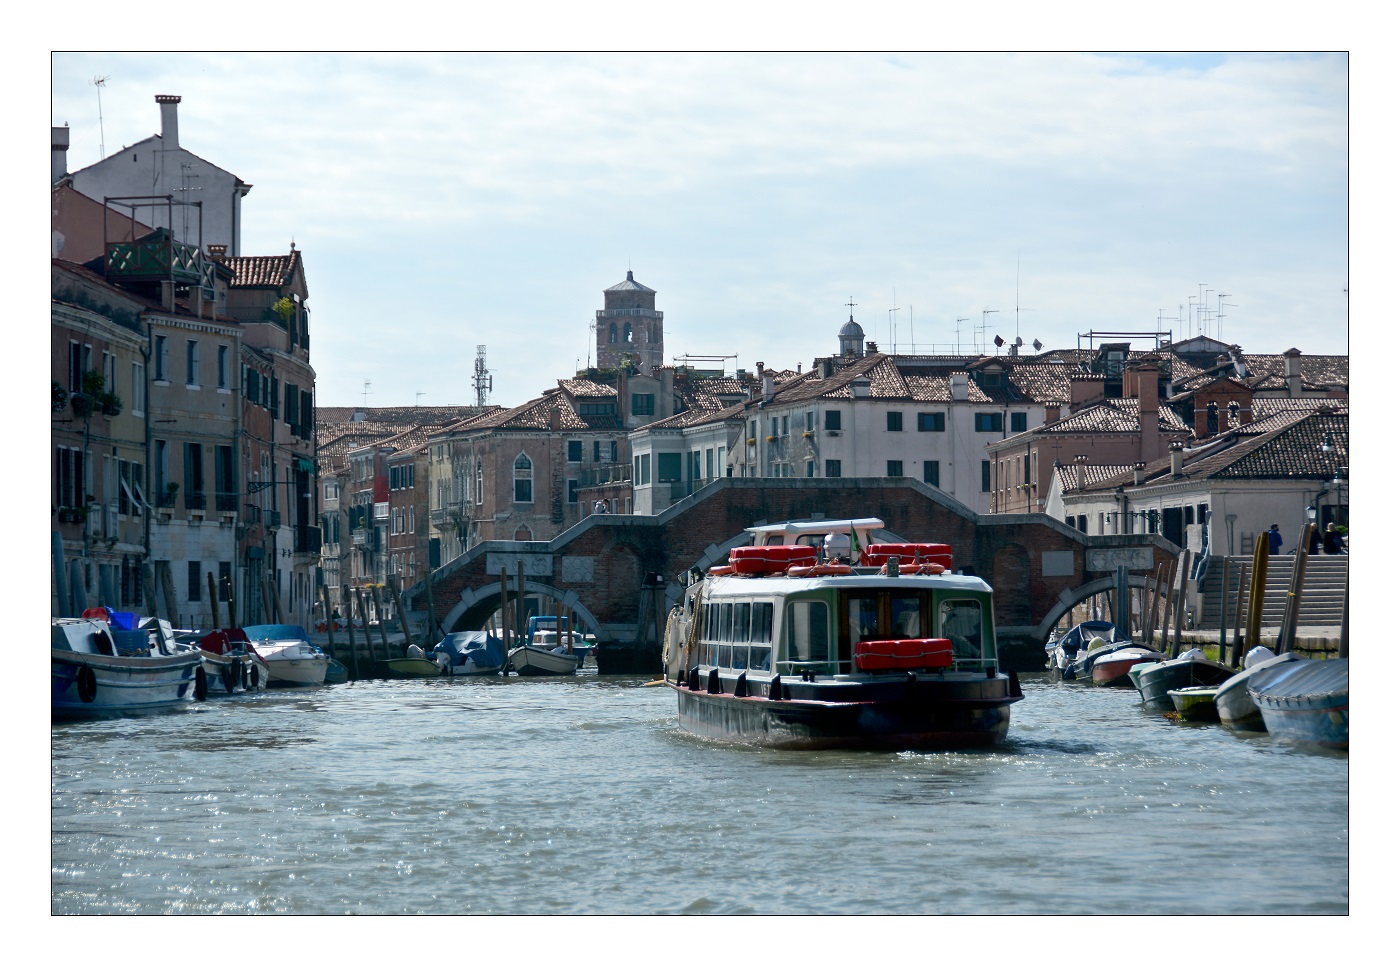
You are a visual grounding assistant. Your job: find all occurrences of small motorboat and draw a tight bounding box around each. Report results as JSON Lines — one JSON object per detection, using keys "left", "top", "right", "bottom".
{"left": 1136, "top": 648, "right": 1235, "bottom": 711}
{"left": 52, "top": 610, "right": 206, "bottom": 719}
{"left": 1045, "top": 620, "right": 1116, "bottom": 681}
{"left": 1169, "top": 685, "right": 1222, "bottom": 722}
{"left": 1215, "top": 648, "right": 1302, "bottom": 731}
{"left": 242, "top": 624, "right": 329, "bottom": 686}
{"left": 1247, "top": 658, "right": 1347, "bottom": 748}
{"left": 509, "top": 630, "right": 583, "bottom": 676}
{"left": 178, "top": 626, "right": 269, "bottom": 695}
{"left": 324, "top": 657, "right": 349, "bottom": 683}
{"left": 1092, "top": 645, "right": 1165, "bottom": 687}
{"left": 384, "top": 646, "right": 444, "bottom": 678}
{"left": 433, "top": 631, "right": 507, "bottom": 676}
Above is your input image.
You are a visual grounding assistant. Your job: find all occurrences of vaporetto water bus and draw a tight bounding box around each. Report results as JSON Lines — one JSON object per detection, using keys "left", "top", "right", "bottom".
{"left": 663, "top": 518, "right": 1022, "bottom": 750}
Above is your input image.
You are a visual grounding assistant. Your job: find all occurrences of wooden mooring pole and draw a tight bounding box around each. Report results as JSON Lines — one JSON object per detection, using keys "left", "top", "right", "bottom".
{"left": 340, "top": 584, "right": 361, "bottom": 680}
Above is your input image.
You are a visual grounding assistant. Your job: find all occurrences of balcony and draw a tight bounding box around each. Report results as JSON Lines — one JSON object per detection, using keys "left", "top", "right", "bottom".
{"left": 244, "top": 503, "right": 262, "bottom": 525}
{"left": 184, "top": 491, "right": 206, "bottom": 511}
{"left": 157, "top": 490, "right": 177, "bottom": 509}
{"left": 268, "top": 510, "right": 282, "bottom": 529}
{"left": 106, "top": 231, "right": 214, "bottom": 297}
{"left": 216, "top": 492, "right": 239, "bottom": 513}
{"left": 596, "top": 308, "right": 663, "bottom": 319}
{"left": 580, "top": 463, "right": 632, "bottom": 487}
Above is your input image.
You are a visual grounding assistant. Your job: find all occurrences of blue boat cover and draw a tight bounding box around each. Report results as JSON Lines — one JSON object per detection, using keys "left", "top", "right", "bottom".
{"left": 1248, "top": 658, "right": 1348, "bottom": 707}
{"left": 242, "top": 624, "right": 312, "bottom": 642}
{"left": 433, "top": 631, "right": 505, "bottom": 667}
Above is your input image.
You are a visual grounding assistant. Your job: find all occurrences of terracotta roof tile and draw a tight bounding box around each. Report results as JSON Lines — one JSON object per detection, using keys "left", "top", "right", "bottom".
{"left": 1040, "top": 399, "right": 1190, "bottom": 435}
{"left": 212, "top": 251, "right": 300, "bottom": 288}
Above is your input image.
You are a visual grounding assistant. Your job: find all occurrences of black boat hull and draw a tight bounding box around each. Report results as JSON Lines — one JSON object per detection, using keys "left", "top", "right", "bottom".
{"left": 670, "top": 674, "right": 1020, "bottom": 750}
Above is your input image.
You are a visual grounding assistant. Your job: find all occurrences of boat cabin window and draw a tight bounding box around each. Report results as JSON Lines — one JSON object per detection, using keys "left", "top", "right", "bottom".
{"left": 701, "top": 599, "right": 775, "bottom": 670}
{"left": 839, "top": 589, "right": 930, "bottom": 673}
{"left": 940, "top": 599, "right": 988, "bottom": 661}
{"left": 781, "top": 599, "right": 830, "bottom": 671}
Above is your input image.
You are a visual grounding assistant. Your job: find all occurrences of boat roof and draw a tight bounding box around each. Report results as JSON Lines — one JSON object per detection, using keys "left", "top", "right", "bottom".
{"left": 745, "top": 517, "right": 885, "bottom": 539}
{"left": 707, "top": 571, "right": 992, "bottom": 595}
{"left": 242, "top": 623, "right": 312, "bottom": 642}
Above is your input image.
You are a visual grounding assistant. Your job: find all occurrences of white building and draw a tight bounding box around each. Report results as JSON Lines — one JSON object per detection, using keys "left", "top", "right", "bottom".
{"left": 63, "top": 95, "right": 252, "bottom": 256}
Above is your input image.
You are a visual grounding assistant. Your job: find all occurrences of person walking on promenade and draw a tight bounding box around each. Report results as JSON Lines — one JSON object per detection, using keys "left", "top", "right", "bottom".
{"left": 1323, "top": 523, "right": 1346, "bottom": 555}
{"left": 1309, "top": 525, "right": 1323, "bottom": 555}
{"left": 1268, "top": 523, "right": 1283, "bottom": 555}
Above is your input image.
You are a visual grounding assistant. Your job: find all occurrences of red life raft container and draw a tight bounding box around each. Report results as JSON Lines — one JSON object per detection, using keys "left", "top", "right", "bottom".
{"left": 853, "top": 638, "right": 954, "bottom": 671}
{"left": 729, "top": 544, "right": 818, "bottom": 574}
{"left": 861, "top": 543, "right": 953, "bottom": 570}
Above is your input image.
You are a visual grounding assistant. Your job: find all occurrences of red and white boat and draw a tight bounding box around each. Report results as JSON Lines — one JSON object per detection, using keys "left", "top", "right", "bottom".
{"left": 664, "top": 518, "right": 1022, "bottom": 750}
{"left": 1091, "top": 645, "right": 1165, "bottom": 687}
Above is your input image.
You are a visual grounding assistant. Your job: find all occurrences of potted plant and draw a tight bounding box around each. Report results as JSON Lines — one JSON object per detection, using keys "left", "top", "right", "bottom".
{"left": 99, "top": 391, "right": 123, "bottom": 417}
{"left": 52, "top": 381, "right": 69, "bottom": 413}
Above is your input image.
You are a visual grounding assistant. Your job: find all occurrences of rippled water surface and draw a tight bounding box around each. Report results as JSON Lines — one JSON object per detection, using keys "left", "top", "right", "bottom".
{"left": 52, "top": 672, "right": 1348, "bottom": 915}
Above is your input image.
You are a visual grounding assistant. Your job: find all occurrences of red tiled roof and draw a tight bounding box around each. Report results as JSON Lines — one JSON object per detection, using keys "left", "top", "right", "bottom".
{"left": 212, "top": 251, "right": 301, "bottom": 288}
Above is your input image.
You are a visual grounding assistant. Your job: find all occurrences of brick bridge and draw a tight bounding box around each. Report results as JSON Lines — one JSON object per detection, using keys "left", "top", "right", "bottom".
{"left": 404, "top": 478, "right": 1179, "bottom": 671}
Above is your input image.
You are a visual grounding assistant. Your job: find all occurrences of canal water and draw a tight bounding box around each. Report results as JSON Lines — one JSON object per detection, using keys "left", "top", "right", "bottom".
{"left": 51, "top": 671, "right": 1348, "bottom": 915}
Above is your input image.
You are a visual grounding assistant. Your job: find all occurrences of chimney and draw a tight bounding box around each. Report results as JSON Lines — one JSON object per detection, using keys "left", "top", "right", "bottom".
{"left": 1069, "top": 374, "right": 1104, "bottom": 411}
{"left": 865, "top": 341, "right": 879, "bottom": 356}
{"left": 1238, "top": 395, "right": 1253, "bottom": 426}
{"left": 1133, "top": 462, "right": 1146, "bottom": 486}
{"left": 617, "top": 363, "right": 630, "bottom": 419}
{"left": 762, "top": 372, "right": 775, "bottom": 402}
{"left": 1170, "top": 442, "right": 1184, "bottom": 478}
{"left": 661, "top": 367, "right": 675, "bottom": 418}
{"left": 1136, "top": 360, "right": 1160, "bottom": 464}
{"left": 1044, "top": 403, "right": 1061, "bottom": 424}
{"left": 156, "top": 95, "right": 181, "bottom": 149}
{"left": 1074, "top": 455, "right": 1087, "bottom": 492}
{"left": 820, "top": 358, "right": 834, "bottom": 379}
{"left": 548, "top": 401, "right": 562, "bottom": 432}
{"left": 850, "top": 377, "right": 871, "bottom": 399}
{"left": 52, "top": 125, "right": 69, "bottom": 183}
{"left": 208, "top": 243, "right": 227, "bottom": 257}
{"left": 950, "top": 372, "right": 969, "bottom": 401}
{"left": 1283, "top": 347, "right": 1303, "bottom": 398}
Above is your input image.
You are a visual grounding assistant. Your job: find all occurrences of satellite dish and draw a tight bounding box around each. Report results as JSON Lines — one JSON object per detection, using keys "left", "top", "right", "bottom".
{"left": 1033, "top": 339, "right": 1043, "bottom": 352}
{"left": 1014, "top": 336, "right": 1023, "bottom": 347}
{"left": 994, "top": 335, "right": 1005, "bottom": 348}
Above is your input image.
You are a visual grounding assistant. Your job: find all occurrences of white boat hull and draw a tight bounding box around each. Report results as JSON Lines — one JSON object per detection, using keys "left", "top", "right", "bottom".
{"left": 256, "top": 642, "right": 329, "bottom": 686}
{"left": 52, "top": 648, "right": 204, "bottom": 719}
{"left": 508, "top": 645, "right": 579, "bottom": 676}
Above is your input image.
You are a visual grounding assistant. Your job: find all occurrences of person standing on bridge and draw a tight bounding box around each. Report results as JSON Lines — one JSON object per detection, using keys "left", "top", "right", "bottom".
{"left": 1267, "top": 524, "right": 1283, "bottom": 555}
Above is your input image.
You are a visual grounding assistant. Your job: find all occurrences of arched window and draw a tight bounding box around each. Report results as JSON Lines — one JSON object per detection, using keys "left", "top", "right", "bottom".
{"left": 609, "top": 323, "right": 617, "bottom": 345}
{"left": 1206, "top": 401, "right": 1219, "bottom": 435}
{"left": 624, "top": 323, "right": 633, "bottom": 343}
{"left": 513, "top": 453, "right": 533, "bottom": 503}
{"left": 475, "top": 460, "right": 484, "bottom": 505}
{"left": 1228, "top": 401, "right": 1240, "bottom": 423}
{"left": 514, "top": 526, "right": 533, "bottom": 541}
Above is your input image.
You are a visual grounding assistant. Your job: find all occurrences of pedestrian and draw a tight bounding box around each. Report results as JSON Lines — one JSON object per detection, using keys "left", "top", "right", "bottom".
{"left": 1267, "top": 523, "right": 1282, "bottom": 555}
{"left": 1308, "top": 525, "right": 1322, "bottom": 555}
{"left": 1323, "top": 523, "right": 1346, "bottom": 555}
{"left": 593, "top": 500, "right": 608, "bottom": 515}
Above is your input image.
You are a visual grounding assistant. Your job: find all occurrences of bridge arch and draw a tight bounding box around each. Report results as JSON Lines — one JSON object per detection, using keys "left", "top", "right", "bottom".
{"left": 1031, "top": 572, "right": 1157, "bottom": 644}
{"left": 441, "top": 580, "right": 608, "bottom": 642}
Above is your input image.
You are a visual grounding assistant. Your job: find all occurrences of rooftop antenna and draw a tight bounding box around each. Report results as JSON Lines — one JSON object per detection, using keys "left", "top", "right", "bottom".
{"left": 888, "top": 289, "right": 900, "bottom": 355}
{"left": 91, "top": 75, "right": 109, "bottom": 159}
{"left": 1217, "top": 293, "right": 1234, "bottom": 342}
{"left": 1015, "top": 252, "right": 1033, "bottom": 341}
{"left": 361, "top": 379, "right": 372, "bottom": 408}
{"left": 472, "top": 345, "right": 493, "bottom": 408}
{"left": 980, "top": 309, "right": 1000, "bottom": 355}
{"left": 909, "top": 306, "right": 915, "bottom": 355}
{"left": 955, "top": 317, "right": 968, "bottom": 355}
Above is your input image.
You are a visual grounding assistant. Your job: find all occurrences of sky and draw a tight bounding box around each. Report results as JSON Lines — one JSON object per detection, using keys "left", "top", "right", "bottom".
{"left": 48, "top": 51, "right": 1351, "bottom": 409}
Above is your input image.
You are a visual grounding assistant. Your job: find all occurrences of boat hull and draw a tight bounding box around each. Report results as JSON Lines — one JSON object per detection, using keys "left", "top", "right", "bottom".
{"left": 669, "top": 673, "right": 1021, "bottom": 751}
{"left": 52, "top": 648, "right": 204, "bottom": 719}
{"left": 261, "top": 651, "right": 330, "bottom": 686}
{"left": 1093, "top": 649, "right": 1164, "bottom": 687}
{"left": 446, "top": 661, "right": 505, "bottom": 677}
{"left": 1137, "top": 658, "right": 1234, "bottom": 711}
{"left": 509, "top": 646, "right": 579, "bottom": 676}
{"left": 200, "top": 651, "right": 259, "bottom": 695}
{"left": 1169, "top": 686, "right": 1221, "bottom": 722}
{"left": 1248, "top": 658, "right": 1348, "bottom": 748}
{"left": 384, "top": 658, "right": 444, "bottom": 678}
{"left": 1215, "top": 653, "right": 1301, "bottom": 731}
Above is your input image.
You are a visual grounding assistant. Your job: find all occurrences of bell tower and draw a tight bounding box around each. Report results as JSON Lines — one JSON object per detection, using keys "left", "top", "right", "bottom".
{"left": 595, "top": 270, "right": 663, "bottom": 373}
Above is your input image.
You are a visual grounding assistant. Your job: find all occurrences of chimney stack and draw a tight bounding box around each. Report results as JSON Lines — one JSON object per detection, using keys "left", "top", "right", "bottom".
{"left": 1069, "top": 374, "right": 1104, "bottom": 411}
{"left": 762, "top": 372, "right": 775, "bottom": 402}
{"left": 1170, "top": 442, "right": 1184, "bottom": 477}
{"left": 1133, "top": 462, "right": 1146, "bottom": 486}
{"left": 156, "top": 95, "right": 181, "bottom": 149}
{"left": 866, "top": 341, "right": 879, "bottom": 356}
{"left": 1074, "top": 455, "right": 1087, "bottom": 492}
{"left": 1135, "top": 359, "right": 1160, "bottom": 464}
{"left": 52, "top": 125, "right": 69, "bottom": 183}
{"left": 1283, "top": 348, "right": 1303, "bottom": 398}
{"left": 950, "top": 372, "right": 969, "bottom": 402}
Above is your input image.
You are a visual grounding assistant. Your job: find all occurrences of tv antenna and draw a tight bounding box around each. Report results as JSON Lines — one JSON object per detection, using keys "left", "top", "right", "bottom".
{"left": 888, "top": 289, "right": 900, "bottom": 355}
{"left": 361, "top": 379, "right": 372, "bottom": 408}
{"left": 1217, "top": 293, "right": 1235, "bottom": 342}
{"left": 980, "top": 310, "right": 1000, "bottom": 355}
{"left": 955, "top": 317, "right": 969, "bottom": 355}
{"left": 1015, "top": 252, "right": 1033, "bottom": 341}
{"left": 91, "top": 75, "right": 110, "bottom": 159}
{"left": 472, "top": 345, "right": 493, "bottom": 408}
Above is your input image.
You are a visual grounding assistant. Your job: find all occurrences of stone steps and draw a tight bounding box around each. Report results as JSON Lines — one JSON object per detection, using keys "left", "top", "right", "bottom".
{"left": 1194, "top": 555, "right": 1347, "bottom": 629}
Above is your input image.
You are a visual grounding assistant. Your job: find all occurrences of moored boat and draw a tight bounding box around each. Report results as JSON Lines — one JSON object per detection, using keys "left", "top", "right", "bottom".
{"left": 508, "top": 631, "right": 582, "bottom": 676}
{"left": 432, "top": 631, "right": 507, "bottom": 676}
{"left": 385, "top": 656, "right": 444, "bottom": 678}
{"left": 52, "top": 611, "right": 207, "bottom": 719}
{"left": 1247, "top": 658, "right": 1347, "bottom": 748}
{"left": 1215, "top": 649, "right": 1301, "bottom": 731}
{"left": 184, "top": 627, "right": 269, "bottom": 695}
{"left": 1169, "top": 685, "right": 1222, "bottom": 722}
{"left": 666, "top": 518, "right": 1022, "bottom": 750}
{"left": 1136, "top": 648, "right": 1235, "bottom": 711}
{"left": 242, "top": 624, "right": 329, "bottom": 686}
{"left": 1092, "top": 645, "right": 1166, "bottom": 687}
{"left": 1045, "top": 620, "right": 1116, "bottom": 682}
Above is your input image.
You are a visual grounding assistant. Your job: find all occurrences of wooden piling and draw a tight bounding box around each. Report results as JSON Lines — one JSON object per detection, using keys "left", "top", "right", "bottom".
{"left": 141, "top": 561, "right": 162, "bottom": 627}
{"left": 223, "top": 574, "right": 237, "bottom": 628}
{"left": 1171, "top": 550, "right": 1192, "bottom": 658}
{"left": 159, "top": 561, "right": 180, "bottom": 628}
{"left": 340, "top": 584, "right": 361, "bottom": 680}
{"left": 1159, "top": 557, "right": 1178, "bottom": 656}
{"left": 355, "top": 588, "right": 377, "bottom": 665}
{"left": 516, "top": 560, "right": 527, "bottom": 647}
{"left": 207, "top": 571, "right": 220, "bottom": 629}
{"left": 1277, "top": 523, "right": 1312, "bottom": 654}
{"left": 371, "top": 584, "right": 394, "bottom": 657}
{"left": 52, "top": 531, "right": 70, "bottom": 618}
{"left": 388, "top": 575, "right": 415, "bottom": 650}
{"left": 1246, "top": 533, "right": 1268, "bottom": 651}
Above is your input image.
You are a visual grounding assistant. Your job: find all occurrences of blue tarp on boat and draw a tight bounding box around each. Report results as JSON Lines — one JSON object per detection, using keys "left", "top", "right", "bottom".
{"left": 243, "top": 624, "right": 312, "bottom": 643}
{"left": 433, "top": 631, "right": 505, "bottom": 668}
{"left": 1248, "top": 658, "right": 1348, "bottom": 710}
